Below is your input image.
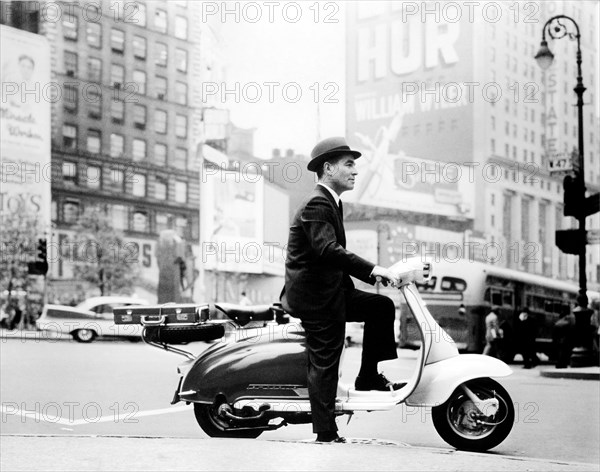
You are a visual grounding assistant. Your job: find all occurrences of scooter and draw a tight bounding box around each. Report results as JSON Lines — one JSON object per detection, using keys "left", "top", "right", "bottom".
{"left": 114, "top": 262, "right": 514, "bottom": 451}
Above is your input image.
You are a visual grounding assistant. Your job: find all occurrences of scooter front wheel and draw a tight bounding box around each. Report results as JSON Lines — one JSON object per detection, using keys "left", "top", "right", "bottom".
{"left": 194, "top": 403, "right": 263, "bottom": 439}
{"left": 432, "top": 377, "right": 514, "bottom": 452}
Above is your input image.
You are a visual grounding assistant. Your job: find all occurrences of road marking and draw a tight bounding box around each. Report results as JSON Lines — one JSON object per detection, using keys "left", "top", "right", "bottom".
{"left": 1, "top": 404, "right": 191, "bottom": 426}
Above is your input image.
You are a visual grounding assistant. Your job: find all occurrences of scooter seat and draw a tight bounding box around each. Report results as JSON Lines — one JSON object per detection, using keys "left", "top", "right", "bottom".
{"left": 213, "top": 304, "right": 274, "bottom": 326}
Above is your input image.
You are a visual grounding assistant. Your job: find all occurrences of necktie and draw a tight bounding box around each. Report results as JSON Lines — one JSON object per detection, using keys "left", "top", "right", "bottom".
{"left": 338, "top": 200, "right": 343, "bottom": 219}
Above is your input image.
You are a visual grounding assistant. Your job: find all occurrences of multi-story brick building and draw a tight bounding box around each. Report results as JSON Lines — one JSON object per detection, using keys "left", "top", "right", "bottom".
{"left": 2, "top": 0, "right": 209, "bottom": 301}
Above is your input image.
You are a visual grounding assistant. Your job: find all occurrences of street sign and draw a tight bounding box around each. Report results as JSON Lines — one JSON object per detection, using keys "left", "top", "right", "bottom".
{"left": 587, "top": 229, "right": 600, "bottom": 245}
{"left": 548, "top": 152, "right": 573, "bottom": 175}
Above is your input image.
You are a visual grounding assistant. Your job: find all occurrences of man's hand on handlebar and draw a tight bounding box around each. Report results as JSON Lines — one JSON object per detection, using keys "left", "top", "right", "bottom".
{"left": 371, "top": 265, "right": 400, "bottom": 287}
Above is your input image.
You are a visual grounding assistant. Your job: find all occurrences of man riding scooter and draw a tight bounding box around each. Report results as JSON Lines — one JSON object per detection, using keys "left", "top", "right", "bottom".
{"left": 280, "top": 137, "right": 405, "bottom": 443}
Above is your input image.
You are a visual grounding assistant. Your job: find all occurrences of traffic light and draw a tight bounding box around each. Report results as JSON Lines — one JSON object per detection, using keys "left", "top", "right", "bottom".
{"left": 28, "top": 238, "right": 48, "bottom": 275}
{"left": 555, "top": 229, "right": 586, "bottom": 255}
{"left": 37, "top": 238, "right": 47, "bottom": 263}
{"left": 563, "top": 175, "right": 583, "bottom": 218}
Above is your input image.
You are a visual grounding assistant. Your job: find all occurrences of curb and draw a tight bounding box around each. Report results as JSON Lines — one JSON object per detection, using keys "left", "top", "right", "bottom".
{"left": 539, "top": 368, "right": 600, "bottom": 381}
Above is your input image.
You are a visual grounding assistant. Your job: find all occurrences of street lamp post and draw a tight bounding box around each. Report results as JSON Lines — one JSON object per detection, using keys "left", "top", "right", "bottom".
{"left": 535, "top": 15, "right": 594, "bottom": 367}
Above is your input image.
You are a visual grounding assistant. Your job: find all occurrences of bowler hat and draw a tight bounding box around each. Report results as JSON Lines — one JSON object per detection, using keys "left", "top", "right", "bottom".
{"left": 307, "top": 137, "right": 361, "bottom": 172}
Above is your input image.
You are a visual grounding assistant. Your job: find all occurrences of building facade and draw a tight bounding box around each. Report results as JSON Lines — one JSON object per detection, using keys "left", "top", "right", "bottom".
{"left": 2, "top": 0, "right": 207, "bottom": 302}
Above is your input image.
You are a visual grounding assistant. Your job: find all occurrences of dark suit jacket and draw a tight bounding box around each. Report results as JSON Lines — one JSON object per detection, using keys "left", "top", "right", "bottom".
{"left": 281, "top": 185, "right": 375, "bottom": 321}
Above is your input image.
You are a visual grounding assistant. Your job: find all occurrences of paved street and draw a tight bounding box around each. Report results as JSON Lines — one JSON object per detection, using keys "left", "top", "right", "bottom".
{"left": 1, "top": 334, "right": 599, "bottom": 470}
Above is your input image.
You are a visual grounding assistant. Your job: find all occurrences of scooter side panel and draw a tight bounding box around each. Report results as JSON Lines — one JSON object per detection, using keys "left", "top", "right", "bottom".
{"left": 405, "top": 354, "right": 512, "bottom": 407}
{"left": 180, "top": 330, "right": 308, "bottom": 404}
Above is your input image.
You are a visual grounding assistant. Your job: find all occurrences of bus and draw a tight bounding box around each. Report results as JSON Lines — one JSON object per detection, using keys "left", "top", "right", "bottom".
{"left": 393, "top": 259, "right": 599, "bottom": 362}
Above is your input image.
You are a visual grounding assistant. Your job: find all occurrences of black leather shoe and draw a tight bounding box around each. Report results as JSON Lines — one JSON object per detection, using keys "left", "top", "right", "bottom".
{"left": 316, "top": 432, "right": 346, "bottom": 443}
{"left": 355, "top": 373, "right": 407, "bottom": 391}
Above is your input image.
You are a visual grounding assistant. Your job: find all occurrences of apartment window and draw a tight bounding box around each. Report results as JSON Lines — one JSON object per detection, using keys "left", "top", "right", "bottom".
{"left": 64, "top": 85, "right": 78, "bottom": 113}
{"left": 175, "top": 181, "right": 187, "bottom": 203}
{"left": 521, "top": 198, "right": 530, "bottom": 241}
{"left": 133, "top": 70, "right": 146, "bottom": 94}
{"left": 133, "top": 35, "right": 146, "bottom": 59}
{"left": 111, "top": 100, "right": 124, "bottom": 123}
{"left": 108, "top": 169, "right": 125, "bottom": 192}
{"left": 155, "top": 43, "right": 167, "bottom": 67}
{"left": 85, "top": 165, "right": 101, "bottom": 189}
{"left": 154, "top": 9, "right": 167, "bottom": 33}
{"left": 111, "top": 64, "right": 125, "bottom": 88}
{"left": 110, "top": 133, "right": 124, "bottom": 158}
{"left": 64, "top": 51, "right": 77, "bottom": 77}
{"left": 62, "top": 162, "right": 78, "bottom": 185}
{"left": 63, "top": 12, "right": 78, "bottom": 40}
{"left": 155, "top": 143, "right": 167, "bottom": 165}
{"left": 175, "top": 148, "right": 187, "bottom": 168}
{"left": 133, "top": 2, "right": 146, "bottom": 26}
{"left": 133, "top": 104, "right": 146, "bottom": 129}
{"left": 111, "top": 205, "right": 128, "bottom": 230}
{"left": 175, "top": 48, "right": 187, "bottom": 72}
{"left": 175, "top": 81, "right": 187, "bottom": 105}
{"left": 133, "top": 211, "right": 149, "bottom": 232}
{"left": 87, "top": 130, "right": 101, "bottom": 154}
{"left": 155, "top": 178, "right": 167, "bottom": 200}
{"left": 87, "top": 57, "right": 102, "bottom": 83}
{"left": 156, "top": 213, "right": 170, "bottom": 233}
{"left": 155, "top": 110, "right": 167, "bottom": 134}
{"left": 63, "top": 125, "right": 77, "bottom": 150}
{"left": 175, "top": 114, "right": 187, "bottom": 138}
{"left": 155, "top": 76, "right": 167, "bottom": 100}
{"left": 132, "top": 174, "right": 146, "bottom": 197}
{"left": 132, "top": 139, "right": 146, "bottom": 161}
{"left": 63, "top": 200, "right": 80, "bottom": 224}
{"left": 87, "top": 89, "right": 101, "bottom": 118}
{"left": 175, "top": 216, "right": 189, "bottom": 238}
{"left": 174, "top": 16, "right": 188, "bottom": 39}
{"left": 111, "top": 29, "right": 125, "bottom": 53}
{"left": 86, "top": 22, "right": 101, "bottom": 48}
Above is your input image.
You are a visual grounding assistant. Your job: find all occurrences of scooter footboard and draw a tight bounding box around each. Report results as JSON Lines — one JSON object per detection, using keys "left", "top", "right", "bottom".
{"left": 405, "top": 354, "right": 512, "bottom": 407}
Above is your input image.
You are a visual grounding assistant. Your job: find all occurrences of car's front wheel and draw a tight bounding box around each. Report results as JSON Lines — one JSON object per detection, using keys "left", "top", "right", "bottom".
{"left": 72, "top": 329, "right": 96, "bottom": 343}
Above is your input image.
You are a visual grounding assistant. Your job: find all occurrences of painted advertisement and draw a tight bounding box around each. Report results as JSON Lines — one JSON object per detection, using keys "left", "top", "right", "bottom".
{"left": 0, "top": 25, "right": 51, "bottom": 228}
{"left": 345, "top": 3, "right": 475, "bottom": 218}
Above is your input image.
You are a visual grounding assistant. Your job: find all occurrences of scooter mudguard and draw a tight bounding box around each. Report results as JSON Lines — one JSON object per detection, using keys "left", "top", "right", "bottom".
{"left": 405, "top": 354, "right": 512, "bottom": 407}
{"left": 179, "top": 327, "right": 308, "bottom": 404}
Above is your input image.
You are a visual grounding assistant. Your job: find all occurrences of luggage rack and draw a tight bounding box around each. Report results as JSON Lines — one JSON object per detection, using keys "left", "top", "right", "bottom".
{"left": 114, "top": 302, "right": 290, "bottom": 360}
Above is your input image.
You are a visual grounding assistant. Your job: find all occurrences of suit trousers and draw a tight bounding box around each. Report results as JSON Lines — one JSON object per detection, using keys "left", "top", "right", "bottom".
{"left": 301, "top": 289, "right": 398, "bottom": 433}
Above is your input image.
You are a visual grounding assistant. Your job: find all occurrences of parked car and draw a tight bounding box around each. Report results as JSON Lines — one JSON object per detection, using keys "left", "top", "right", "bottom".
{"left": 36, "top": 296, "right": 150, "bottom": 343}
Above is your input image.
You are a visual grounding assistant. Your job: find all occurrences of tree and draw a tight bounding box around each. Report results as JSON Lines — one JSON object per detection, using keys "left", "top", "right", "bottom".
{"left": 71, "top": 206, "right": 139, "bottom": 296}
{"left": 0, "top": 211, "right": 43, "bottom": 328}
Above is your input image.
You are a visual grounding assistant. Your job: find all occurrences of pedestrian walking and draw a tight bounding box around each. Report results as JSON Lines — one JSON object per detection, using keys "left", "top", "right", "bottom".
{"left": 483, "top": 306, "right": 503, "bottom": 358}
{"left": 239, "top": 291, "right": 252, "bottom": 306}
{"left": 517, "top": 307, "right": 539, "bottom": 368}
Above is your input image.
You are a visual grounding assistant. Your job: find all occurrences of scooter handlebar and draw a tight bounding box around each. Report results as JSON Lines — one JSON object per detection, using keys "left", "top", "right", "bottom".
{"left": 388, "top": 260, "right": 432, "bottom": 287}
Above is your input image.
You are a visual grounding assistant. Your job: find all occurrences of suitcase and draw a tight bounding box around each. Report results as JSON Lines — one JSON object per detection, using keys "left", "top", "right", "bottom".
{"left": 113, "top": 304, "right": 206, "bottom": 325}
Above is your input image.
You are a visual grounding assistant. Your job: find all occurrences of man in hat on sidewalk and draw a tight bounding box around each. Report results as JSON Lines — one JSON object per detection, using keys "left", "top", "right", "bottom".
{"left": 281, "top": 137, "right": 403, "bottom": 443}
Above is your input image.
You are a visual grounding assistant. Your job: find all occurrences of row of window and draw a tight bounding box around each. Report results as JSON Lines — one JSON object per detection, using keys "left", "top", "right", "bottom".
{"left": 62, "top": 122, "right": 188, "bottom": 162}
{"left": 64, "top": 45, "right": 188, "bottom": 80}
{"left": 64, "top": 93, "right": 188, "bottom": 135}
{"left": 57, "top": 200, "right": 192, "bottom": 238}
{"left": 61, "top": 161, "right": 188, "bottom": 204}
{"left": 62, "top": 4, "right": 188, "bottom": 41}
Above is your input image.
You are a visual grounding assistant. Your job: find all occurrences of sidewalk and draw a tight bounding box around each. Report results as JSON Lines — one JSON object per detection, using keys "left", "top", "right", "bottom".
{"left": 539, "top": 365, "right": 600, "bottom": 380}
{"left": 1, "top": 435, "right": 598, "bottom": 472}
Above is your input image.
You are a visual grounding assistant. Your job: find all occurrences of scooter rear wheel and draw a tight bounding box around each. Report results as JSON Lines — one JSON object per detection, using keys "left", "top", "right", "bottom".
{"left": 194, "top": 403, "right": 263, "bottom": 439}
{"left": 432, "top": 377, "right": 514, "bottom": 451}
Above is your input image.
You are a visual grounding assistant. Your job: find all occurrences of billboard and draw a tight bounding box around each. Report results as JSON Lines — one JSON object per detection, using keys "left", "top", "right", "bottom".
{"left": 0, "top": 25, "right": 51, "bottom": 228}
{"left": 201, "top": 165, "right": 288, "bottom": 275}
{"left": 345, "top": 2, "right": 475, "bottom": 218}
